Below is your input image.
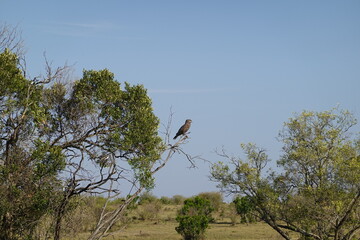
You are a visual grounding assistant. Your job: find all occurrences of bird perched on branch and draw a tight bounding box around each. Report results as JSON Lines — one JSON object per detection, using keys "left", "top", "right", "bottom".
{"left": 173, "top": 119, "right": 192, "bottom": 139}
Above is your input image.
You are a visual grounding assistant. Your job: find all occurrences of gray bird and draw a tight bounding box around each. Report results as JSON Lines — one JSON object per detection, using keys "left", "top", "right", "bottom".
{"left": 173, "top": 119, "right": 192, "bottom": 139}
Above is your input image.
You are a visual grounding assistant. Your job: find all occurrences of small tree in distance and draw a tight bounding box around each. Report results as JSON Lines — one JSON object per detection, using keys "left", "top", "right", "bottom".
{"left": 176, "top": 196, "right": 214, "bottom": 240}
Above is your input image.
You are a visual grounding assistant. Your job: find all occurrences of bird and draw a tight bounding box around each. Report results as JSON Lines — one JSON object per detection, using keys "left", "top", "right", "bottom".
{"left": 173, "top": 119, "right": 192, "bottom": 139}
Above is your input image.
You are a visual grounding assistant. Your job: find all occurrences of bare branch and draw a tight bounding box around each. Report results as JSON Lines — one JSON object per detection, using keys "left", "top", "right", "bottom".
{"left": 30, "top": 52, "right": 74, "bottom": 85}
{"left": 0, "top": 23, "right": 25, "bottom": 57}
{"left": 87, "top": 112, "right": 200, "bottom": 240}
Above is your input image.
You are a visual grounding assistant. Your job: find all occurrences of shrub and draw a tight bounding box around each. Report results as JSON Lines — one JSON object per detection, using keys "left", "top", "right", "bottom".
{"left": 175, "top": 196, "right": 214, "bottom": 240}
{"left": 172, "top": 195, "right": 186, "bottom": 205}
{"left": 137, "top": 201, "right": 162, "bottom": 220}
{"left": 233, "top": 196, "right": 256, "bottom": 224}
{"left": 138, "top": 191, "right": 157, "bottom": 204}
{"left": 197, "top": 192, "right": 223, "bottom": 212}
{"left": 225, "top": 203, "right": 238, "bottom": 226}
{"left": 160, "top": 196, "right": 172, "bottom": 205}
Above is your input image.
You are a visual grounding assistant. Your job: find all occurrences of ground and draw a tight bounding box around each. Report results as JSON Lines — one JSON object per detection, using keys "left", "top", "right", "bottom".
{"left": 62, "top": 202, "right": 298, "bottom": 240}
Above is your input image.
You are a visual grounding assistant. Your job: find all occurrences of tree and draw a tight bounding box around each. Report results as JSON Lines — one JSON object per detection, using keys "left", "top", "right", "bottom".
{"left": 233, "top": 195, "right": 256, "bottom": 224}
{"left": 176, "top": 196, "right": 214, "bottom": 240}
{"left": 211, "top": 109, "right": 360, "bottom": 240}
{"left": 0, "top": 47, "right": 195, "bottom": 239}
{"left": 0, "top": 48, "right": 67, "bottom": 240}
{"left": 49, "top": 68, "right": 167, "bottom": 240}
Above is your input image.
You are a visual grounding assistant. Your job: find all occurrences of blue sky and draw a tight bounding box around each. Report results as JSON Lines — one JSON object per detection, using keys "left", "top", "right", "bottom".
{"left": 2, "top": 1, "right": 360, "bottom": 199}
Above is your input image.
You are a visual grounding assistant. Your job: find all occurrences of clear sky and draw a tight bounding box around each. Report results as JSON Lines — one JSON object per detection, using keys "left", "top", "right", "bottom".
{"left": 2, "top": 0, "right": 360, "bottom": 199}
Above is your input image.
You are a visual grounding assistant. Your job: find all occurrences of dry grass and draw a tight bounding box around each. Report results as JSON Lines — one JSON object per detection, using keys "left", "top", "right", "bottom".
{"left": 65, "top": 219, "right": 294, "bottom": 240}
{"left": 61, "top": 201, "right": 299, "bottom": 240}
{"left": 106, "top": 221, "right": 288, "bottom": 240}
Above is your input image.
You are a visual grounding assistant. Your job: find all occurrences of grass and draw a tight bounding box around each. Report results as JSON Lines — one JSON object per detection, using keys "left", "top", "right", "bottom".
{"left": 58, "top": 199, "right": 305, "bottom": 240}
{"left": 62, "top": 202, "right": 295, "bottom": 240}
{"left": 65, "top": 221, "right": 289, "bottom": 240}
{"left": 109, "top": 221, "right": 288, "bottom": 240}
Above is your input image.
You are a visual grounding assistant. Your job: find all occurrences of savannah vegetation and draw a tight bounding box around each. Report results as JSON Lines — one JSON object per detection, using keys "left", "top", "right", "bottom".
{"left": 0, "top": 23, "right": 193, "bottom": 240}
{"left": 54, "top": 192, "right": 299, "bottom": 240}
{"left": 211, "top": 109, "right": 360, "bottom": 240}
{"left": 0, "top": 23, "right": 359, "bottom": 240}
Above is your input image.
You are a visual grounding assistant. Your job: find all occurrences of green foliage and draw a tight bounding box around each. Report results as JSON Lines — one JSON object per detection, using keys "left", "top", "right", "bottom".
{"left": 0, "top": 50, "right": 63, "bottom": 240}
{"left": 176, "top": 196, "right": 214, "bottom": 240}
{"left": 31, "top": 140, "right": 66, "bottom": 178}
{"left": 211, "top": 108, "right": 360, "bottom": 240}
{"left": 0, "top": 49, "right": 165, "bottom": 239}
{"left": 68, "top": 69, "right": 164, "bottom": 189}
{"left": 233, "top": 196, "right": 256, "bottom": 224}
{"left": 233, "top": 196, "right": 253, "bottom": 215}
{"left": 0, "top": 49, "right": 29, "bottom": 103}
{"left": 197, "top": 192, "right": 223, "bottom": 212}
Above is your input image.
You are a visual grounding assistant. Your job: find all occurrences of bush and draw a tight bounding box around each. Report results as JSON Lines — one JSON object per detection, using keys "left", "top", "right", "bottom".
{"left": 175, "top": 196, "right": 214, "bottom": 240}
{"left": 137, "top": 201, "right": 162, "bottom": 220}
{"left": 160, "top": 196, "right": 172, "bottom": 205}
{"left": 172, "top": 195, "right": 186, "bottom": 205}
{"left": 233, "top": 196, "right": 256, "bottom": 224}
{"left": 138, "top": 191, "right": 157, "bottom": 204}
{"left": 197, "top": 192, "right": 223, "bottom": 212}
{"left": 227, "top": 203, "right": 238, "bottom": 226}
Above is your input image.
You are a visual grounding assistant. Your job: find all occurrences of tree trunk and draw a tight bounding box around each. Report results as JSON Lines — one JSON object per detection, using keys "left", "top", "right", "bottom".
{"left": 54, "top": 192, "right": 71, "bottom": 240}
{"left": 54, "top": 204, "right": 64, "bottom": 240}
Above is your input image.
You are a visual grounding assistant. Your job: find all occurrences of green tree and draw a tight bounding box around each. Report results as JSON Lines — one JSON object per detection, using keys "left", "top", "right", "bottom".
{"left": 175, "top": 196, "right": 214, "bottom": 240}
{"left": 233, "top": 196, "right": 256, "bottom": 224}
{"left": 211, "top": 109, "right": 360, "bottom": 240}
{"left": 0, "top": 48, "right": 192, "bottom": 240}
{"left": 0, "top": 49, "right": 65, "bottom": 240}
{"left": 50, "top": 68, "right": 165, "bottom": 240}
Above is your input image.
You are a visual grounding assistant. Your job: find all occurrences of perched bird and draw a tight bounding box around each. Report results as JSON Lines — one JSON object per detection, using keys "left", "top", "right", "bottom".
{"left": 173, "top": 119, "right": 192, "bottom": 139}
